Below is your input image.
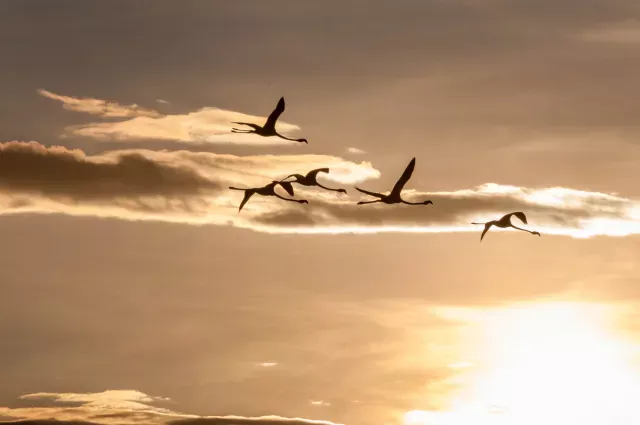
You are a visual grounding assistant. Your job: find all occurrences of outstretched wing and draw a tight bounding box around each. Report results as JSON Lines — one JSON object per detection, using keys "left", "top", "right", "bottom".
{"left": 306, "top": 167, "right": 330, "bottom": 182}
{"left": 506, "top": 211, "right": 528, "bottom": 225}
{"left": 264, "top": 97, "right": 285, "bottom": 131}
{"left": 278, "top": 181, "right": 295, "bottom": 197}
{"left": 390, "top": 157, "right": 416, "bottom": 196}
{"left": 480, "top": 222, "right": 492, "bottom": 241}
{"left": 279, "top": 174, "right": 298, "bottom": 182}
{"left": 238, "top": 190, "right": 255, "bottom": 212}
{"left": 355, "top": 187, "right": 384, "bottom": 198}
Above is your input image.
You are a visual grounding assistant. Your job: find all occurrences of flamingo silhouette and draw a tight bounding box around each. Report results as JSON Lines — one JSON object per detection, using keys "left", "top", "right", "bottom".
{"left": 472, "top": 212, "right": 541, "bottom": 242}
{"left": 229, "top": 181, "right": 308, "bottom": 212}
{"left": 281, "top": 168, "right": 347, "bottom": 194}
{"left": 355, "top": 158, "right": 433, "bottom": 206}
{"left": 231, "top": 97, "right": 308, "bottom": 143}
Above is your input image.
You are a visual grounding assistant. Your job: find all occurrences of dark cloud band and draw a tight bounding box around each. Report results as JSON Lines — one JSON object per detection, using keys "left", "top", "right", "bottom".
{"left": 0, "top": 141, "right": 637, "bottom": 238}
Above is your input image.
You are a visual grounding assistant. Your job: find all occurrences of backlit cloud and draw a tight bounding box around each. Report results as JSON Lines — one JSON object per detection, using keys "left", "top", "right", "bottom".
{"left": 39, "top": 89, "right": 304, "bottom": 145}
{"left": 0, "top": 141, "right": 639, "bottom": 238}
{"left": 250, "top": 184, "right": 640, "bottom": 238}
{"left": 0, "top": 390, "right": 344, "bottom": 425}
{"left": 346, "top": 147, "right": 366, "bottom": 155}
{"left": 65, "top": 108, "right": 304, "bottom": 146}
{"left": 37, "top": 89, "right": 162, "bottom": 118}
{"left": 0, "top": 141, "right": 378, "bottom": 225}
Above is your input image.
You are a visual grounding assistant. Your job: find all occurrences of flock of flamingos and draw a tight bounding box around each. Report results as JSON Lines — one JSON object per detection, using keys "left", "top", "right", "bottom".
{"left": 228, "top": 97, "right": 541, "bottom": 242}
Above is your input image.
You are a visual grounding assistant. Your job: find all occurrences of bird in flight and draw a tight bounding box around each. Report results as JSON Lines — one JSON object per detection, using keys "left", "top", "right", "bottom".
{"left": 472, "top": 212, "right": 541, "bottom": 242}
{"left": 355, "top": 157, "right": 433, "bottom": 206}
{"left": 281, "top": 168, "right": 347, "bottom": 194}
{"left": 229, "top": 181, "right": 308, "bottom": 212}
{"left": 231, "top": 97, "right": 308, "bottom": 144}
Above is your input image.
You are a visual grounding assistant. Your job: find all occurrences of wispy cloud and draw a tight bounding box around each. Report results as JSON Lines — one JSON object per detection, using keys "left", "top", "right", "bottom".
{"left": 251, "top": 184, "right": 640, "bottom": 238}
{"left": 37, "top": 89, "right": 161, "bottom": 118}
{"left": 65, "top": 108, "right": 302, "bottom": 146}
{"left": 156, "top": 99, "right": 171, "bottom": 105}
{"left": 0, "top": 141, "right": 639, "bottom": 238}
{"left": 0, "top": 390, "right": 343, "bottom": 425}
{"left": 39, "top": 89, "right": 304, "bottom": 145}
{"left": 346, "top": 147, "right": 366, "bottom": 155}
{"left": 574, "top": 20, "right": 640, "bottom": 44}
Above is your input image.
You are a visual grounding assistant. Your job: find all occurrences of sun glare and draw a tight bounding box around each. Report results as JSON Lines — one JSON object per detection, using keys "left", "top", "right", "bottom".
{"left": 406, "top": 302, "right": 640, "bottom": 425}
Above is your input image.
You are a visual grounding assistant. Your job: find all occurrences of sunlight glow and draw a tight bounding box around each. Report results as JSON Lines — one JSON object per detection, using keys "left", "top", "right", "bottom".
{"left": 407, "top": 302, "right": 640, "bottom": 425}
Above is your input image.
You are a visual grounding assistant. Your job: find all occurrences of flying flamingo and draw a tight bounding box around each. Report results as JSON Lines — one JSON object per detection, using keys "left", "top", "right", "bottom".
{"left": 472, "top": 212, "right": 541, "bottom": 242}
{"left": 281, "top": 168, "right": 347, "bottom": 194}
{"left": 230, "top": 97, "right": 308, "bottom": 143}
{"left": 355, "top": 158, "right": 433, "bottom": 206}
{"left": 229, "top": 181, "right": 308, "bottom": 212}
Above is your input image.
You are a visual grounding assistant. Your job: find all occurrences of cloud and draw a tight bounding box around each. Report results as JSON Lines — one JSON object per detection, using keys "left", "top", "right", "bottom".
{"left": 37, "top": 89, "right": 161, "bottom": 118}
{"left": 0, "top": 390, "right": 343, "bottom": 425}
{"left": 574, "top": 20, "right": 640, "bottom": 43}
{"left": 40, "top": 89, "right": 304, "bottom": 146}
{"left": 20, "top": 390, "right": 171, "bottom": 411}
{"left": 0, "top": 141, "right": 639, "bottom": 238}
{"left": 346, "top": 147, "right": 365, "bottom": 155}
{"left": 0, "top": 141, "right": 377, "bottom": 225}
{"left": 0, "top": 421, "right": 98, "bottom": 425}
{"left": 156, "top": 99, "right": 171, "bottom": 105}
{"left": 309, "top": 401, "right": 331, "bottom": 407}
{"left": 250, "top": 184, "right": 640, "bottom": 238}
{"left": 64, "top": 108, "right": 303, "bottom": 146}
{"left": 171, "top": 418, "right": 341, "bottom": 425}
{"left": 0, "top": 141, "right": 220, "bottom": 201}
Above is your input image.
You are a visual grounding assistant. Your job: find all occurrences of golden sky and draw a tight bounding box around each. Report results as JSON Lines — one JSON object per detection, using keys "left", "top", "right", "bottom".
{"left": 2, "top": 1, "right": 640, "bottom": 425}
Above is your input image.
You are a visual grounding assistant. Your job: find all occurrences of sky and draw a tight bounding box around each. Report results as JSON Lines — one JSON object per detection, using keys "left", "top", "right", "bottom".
{"left": 2, "top": 1, "right": 640, "bottom": 424}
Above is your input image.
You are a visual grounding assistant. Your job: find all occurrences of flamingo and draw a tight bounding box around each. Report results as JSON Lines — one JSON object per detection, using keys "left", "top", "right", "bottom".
{"left": 229, "top": 181, "right": 308, "bottom": 212}
{"left": 472, "top": 212, "right": 541, "bottom": 242}
{"left": 355, "top": 157, "right": 433, "bottom": 206}
{"left": 230, "top": 97, "right": 308, "bottom": 143}
{"left": 281, "top": 168, "right": 347, "bottom": 194}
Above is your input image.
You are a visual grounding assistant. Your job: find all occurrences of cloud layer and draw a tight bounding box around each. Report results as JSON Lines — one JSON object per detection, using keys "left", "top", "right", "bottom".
{"left": 39, "top": 89, "right": 304, "bottom": 146}
{"left": 0, "top": 390, "right": 344, "bottom": 425}
{"left": 0, "top": 141, "right": 639, "bottom": 238}
{"left": 38, "top": 89, "right": 162, "bottom": 118}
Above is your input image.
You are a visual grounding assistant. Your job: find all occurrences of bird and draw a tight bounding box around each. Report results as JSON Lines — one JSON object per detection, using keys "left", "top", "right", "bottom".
{"left": 230, "top": 97, "right": 308, "bottom": 143}
{"left": 280, "top": 168, "right": 347, "bottom": 194}
{"left": 229, "top": 181, "right": 308, "bottom": 212}
{"left": 471, "top": 212, "right": 541, "bottom": 242}
{"left": 354, "top": 157, "right": 433, "bottom": 206}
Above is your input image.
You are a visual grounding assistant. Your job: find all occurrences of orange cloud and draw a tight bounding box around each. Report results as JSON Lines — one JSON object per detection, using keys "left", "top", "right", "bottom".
{"left": 0, "top": 141, "right": 639, "bottom": 238}
{"left": 0, "top": 390, "right": 344, "bottom": 425}
{"left": 38, "top": 88, "right": 161, "bottom": 118}
{"left": 39, "top": 89, "right": 304, "bottom": 145}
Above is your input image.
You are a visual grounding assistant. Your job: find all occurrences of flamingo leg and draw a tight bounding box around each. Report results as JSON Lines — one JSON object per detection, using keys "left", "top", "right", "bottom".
{"left": 402, "top": 200, "right": 432, "bottom": 205}
{"left": 357, "top": 200, "right": 382, "bottom": 205}
{"left": 275, "top": 132, "right": 307, "bottom": 143}
{"left": 274, "top": 193, "right": 307, "bottom": 204}
{"left": 511, "top": 225, "right": 540, "bottom": 236}
{"left": 317, "top": 183, "right": 346, "bottom": 193}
